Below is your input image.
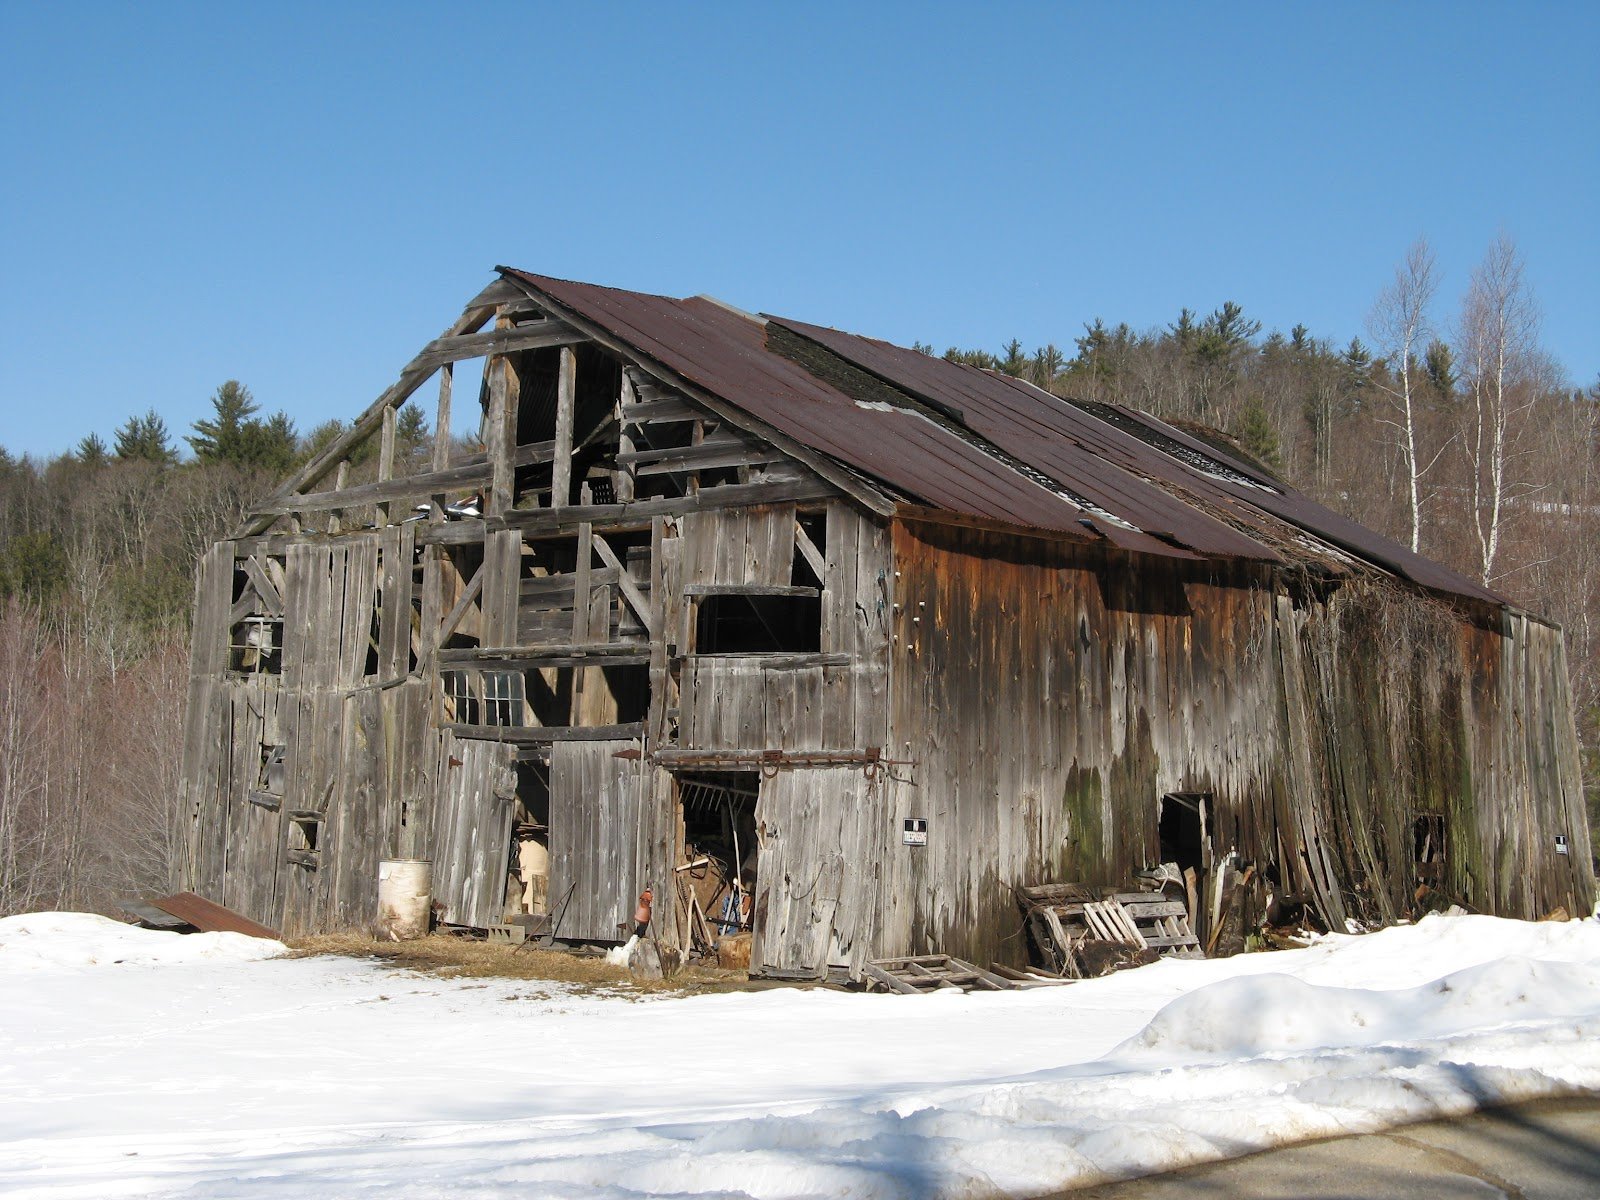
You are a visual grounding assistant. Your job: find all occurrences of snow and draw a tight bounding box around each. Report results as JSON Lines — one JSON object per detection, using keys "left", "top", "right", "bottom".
{"left": 2, "top": 912, "right": 1598, "bottom": 1198}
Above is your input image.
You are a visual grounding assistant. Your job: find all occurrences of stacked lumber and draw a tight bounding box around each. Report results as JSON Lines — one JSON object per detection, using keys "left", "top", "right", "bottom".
{"left": 861, "top": 954, "right": 1019, "bottom": 994}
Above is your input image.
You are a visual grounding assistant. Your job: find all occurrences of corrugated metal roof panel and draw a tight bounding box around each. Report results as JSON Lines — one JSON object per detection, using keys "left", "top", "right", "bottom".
{"left": 500, "top": 268, "right": 1503, "bottom": 603}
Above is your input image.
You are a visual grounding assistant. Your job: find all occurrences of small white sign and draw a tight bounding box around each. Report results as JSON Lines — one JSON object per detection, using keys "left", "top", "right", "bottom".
{"left": 1555, "top": 834, "right": 1569, "bottom": 855}
{"left": 903, "top": 818, "right": 928, "bottom": 847}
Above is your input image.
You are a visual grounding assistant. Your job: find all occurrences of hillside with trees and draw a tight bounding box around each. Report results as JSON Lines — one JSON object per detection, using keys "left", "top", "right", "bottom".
{"left": 2, "top": 240, "right": 1595, "bottom": 917}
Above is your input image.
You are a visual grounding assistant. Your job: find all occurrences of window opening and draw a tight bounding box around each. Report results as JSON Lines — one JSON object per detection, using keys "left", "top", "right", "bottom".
{"left": 287, "top": 813, "right": 321, "bottom": 868}
{"left": 482, "top": 670, "right": 525, "bottom": 728}
{"left": 442, "top": 669, "right": 479, "bottom": 725}
{"left": 694, "top": 591, "right": 821, "bottom": 655}
{"left": 229, "top": 616, "right": 283, "bottom": 674}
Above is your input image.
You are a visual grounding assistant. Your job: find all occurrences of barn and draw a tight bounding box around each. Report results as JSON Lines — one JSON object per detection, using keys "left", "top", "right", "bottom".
{"left": 179, "top": 268, "right": 1595, "bottom": 978}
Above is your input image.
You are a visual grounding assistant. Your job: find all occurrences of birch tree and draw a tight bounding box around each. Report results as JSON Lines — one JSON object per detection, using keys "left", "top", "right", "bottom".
{"left": 1368, "top": 239, "right": 1440, "bottom": 552}
{"left": 1457, "top": 236, "right": 1541, "bottom": 585}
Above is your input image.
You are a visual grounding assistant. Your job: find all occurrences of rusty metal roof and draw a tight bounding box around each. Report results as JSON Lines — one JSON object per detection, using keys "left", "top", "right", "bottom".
{"left": 500, "top": 268, "right": 1502, "bottom": 604}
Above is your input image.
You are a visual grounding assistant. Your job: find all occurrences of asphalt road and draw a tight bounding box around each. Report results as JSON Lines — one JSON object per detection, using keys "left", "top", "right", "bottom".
{"left": 1061, "top": 1096, "right": 1600, "bottom": 1199}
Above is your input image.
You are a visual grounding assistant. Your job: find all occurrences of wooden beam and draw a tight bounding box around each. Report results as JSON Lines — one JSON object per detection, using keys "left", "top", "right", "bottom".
{"left": 572, "top": 522, "right": 592, "bottom": 643}
{"left": 794, "top": 520, "right": 826, "bottom": 584}
{"left": 378, "top": 406, "right": 397, "bottom": 523}
{"left": 495, "top": 276, "right": 896, "bottom": 517}
{"left": 432, "top": 363, "right": 453, "bottom": 472}
{"left": 239, "top": 280, "right": 509, "bottom": 535}
{"left": 682, "top": 583, "right": 818, "bottom": 598}
{"left": 552, "top": 345, "right": 576, "bottom": 510}
{"left": 432, "top": 563, "right": 485, "bottom": 653}
{"left": 614, "top": 372, "right": 637, "bottom": 504}
{"left": 590, "top": 532, "right": 655, "bottom": 638}
{"left": 492, "top": 477, "right": 838, "bottom": 539}
{"left": 413, "top": 319, "right": 581, "bottom": 372}
{"left": 486, "top": 312, "right": 518, "bottom": 518}
{"left": 239, "top": 554, "right": 284, "bottom": 614}
{"left": 444, "top": 721, "right": 644, "bottom": 745}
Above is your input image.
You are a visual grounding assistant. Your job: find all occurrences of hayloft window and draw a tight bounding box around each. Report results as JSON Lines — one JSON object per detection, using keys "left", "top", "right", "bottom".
{"left": 689, "top": 586, "right": 821, "bottom": 656}
{"left": 228, "top": 555, "right": 285, "bottom": 675}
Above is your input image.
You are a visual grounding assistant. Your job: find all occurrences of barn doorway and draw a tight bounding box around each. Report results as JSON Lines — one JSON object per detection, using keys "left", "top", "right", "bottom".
{"left": 674, "top": 772, "right": 760, "bottom": 941}
{"left": 1158, "top": 791, "right": 1212, "bottom": 937}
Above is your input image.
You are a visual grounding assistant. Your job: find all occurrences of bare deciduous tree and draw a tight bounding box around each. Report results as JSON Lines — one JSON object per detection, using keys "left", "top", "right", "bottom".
{"left": 1369, "top": 238, "right": 1442, "bottom": 552}
{"left": 1457, "top": 236, "right": 1542, "bottom": 585}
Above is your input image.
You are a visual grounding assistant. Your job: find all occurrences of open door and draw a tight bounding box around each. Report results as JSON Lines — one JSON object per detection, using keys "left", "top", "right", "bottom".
{"left": 547, "top": 739, "right": 643, "bottom": 943}
{"left": 432, "top": 731, "right": 517, "bottom": 927}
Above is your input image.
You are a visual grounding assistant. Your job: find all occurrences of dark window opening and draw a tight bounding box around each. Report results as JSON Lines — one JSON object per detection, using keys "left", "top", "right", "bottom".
{"left": 442, "top": 669, "right": 479, "bottom": 725}
{"left": 792, "top": 514, "right": 827, "bottom": 587}
{"left": 229, "top": 617, "right": 283, "bottom": 674}
{"left": 694, "top": 592, "right": 821, "bottom": 655}
{"left": 482, "top": 670, "right": 525, "bottom": 727}
{"left": 677, "top": 772, "right": 759, "bottom": 935}
{"left": 1414, "top": 814, "right": 1446, "bottom": 883}
{"left": 287, "top": 813, "right": 321, "bottom": 867}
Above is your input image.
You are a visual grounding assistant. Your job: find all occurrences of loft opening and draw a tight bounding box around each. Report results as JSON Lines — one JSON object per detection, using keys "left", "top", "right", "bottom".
{"left": 690, "top": 585, "right": 821, "bottom": 655}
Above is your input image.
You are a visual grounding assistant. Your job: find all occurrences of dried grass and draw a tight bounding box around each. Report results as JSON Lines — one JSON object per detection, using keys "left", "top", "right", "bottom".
{"left": 287, "top": 931, "right": 758, "bottom": 995}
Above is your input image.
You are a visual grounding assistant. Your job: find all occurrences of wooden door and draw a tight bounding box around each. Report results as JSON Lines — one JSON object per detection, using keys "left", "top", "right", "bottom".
{"left": 432, "top": 731, "right": 517, "bottom": 928}
{"left": 548, "top": 740, "right": 643, "bottom": 942}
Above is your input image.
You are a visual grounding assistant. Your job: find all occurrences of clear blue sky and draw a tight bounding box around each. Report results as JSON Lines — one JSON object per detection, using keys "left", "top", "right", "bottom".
{"left": 2, "top": 3, "right": 1595, "bottom": 459}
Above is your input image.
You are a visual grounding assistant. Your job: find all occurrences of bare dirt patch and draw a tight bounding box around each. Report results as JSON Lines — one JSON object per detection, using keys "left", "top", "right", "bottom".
{"left": 288, "top": 931, "right": 761, "bottom": 994}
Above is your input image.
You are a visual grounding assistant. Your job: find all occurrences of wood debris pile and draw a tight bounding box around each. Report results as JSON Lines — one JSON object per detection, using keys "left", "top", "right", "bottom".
{"left": 1019, "top": 883, "right": 1204, "bottom": 978}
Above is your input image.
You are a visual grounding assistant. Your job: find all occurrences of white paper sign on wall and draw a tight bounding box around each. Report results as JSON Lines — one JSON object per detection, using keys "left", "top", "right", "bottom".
{"left": 903, "top": 818, "right": 928, "bottom": 847}
{"left": 1555, "top": 834, "right": 1569, "bottom": 855}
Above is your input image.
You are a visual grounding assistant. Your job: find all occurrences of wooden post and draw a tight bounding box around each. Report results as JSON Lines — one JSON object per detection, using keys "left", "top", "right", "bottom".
{"left": 433, "top": 364, "right": 453, "bottom": 471}
{"left": 327, "top": 460, "right": 350, "bottom": 533}
{"left": 572, "top": 522, "right": 592, "bottom": 644}
{"left": 615, "top": 371, "right": 637, "bottom": 504}
{"left": 552, "top": 345, "right": 576, "bottom": 510}
{"left": 378, "top": 406, "right": 397, "bottom": 524}
{"left": 486, "top": 312, "right": 518, "bottom": 518}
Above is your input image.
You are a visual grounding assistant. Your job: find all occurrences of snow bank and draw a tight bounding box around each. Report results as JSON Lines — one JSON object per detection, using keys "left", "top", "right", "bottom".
{"left": 0, "top": 911, "right": 286, "bottom": 971}
{"left": 0, "top": 911, "right": 1596, "bottom": 1199}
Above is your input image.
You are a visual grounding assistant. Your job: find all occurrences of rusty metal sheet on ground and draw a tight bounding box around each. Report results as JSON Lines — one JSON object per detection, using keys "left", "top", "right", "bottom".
{"left": 148, "top": 892, "right": 282, "bottom": 941}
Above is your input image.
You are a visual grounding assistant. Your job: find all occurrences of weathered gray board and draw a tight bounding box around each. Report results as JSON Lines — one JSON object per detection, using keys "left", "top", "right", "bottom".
{"left": 750, "top": 767, "right": 887, "bottom": 978}
{"left": 432, "top": 732, "right": 517, "bottom": 928}
{"left": 548, "top": 739, "right": 644, "bottom": 942}
{"left": 878, "top": 517, "right": 1595, "bottom": 969}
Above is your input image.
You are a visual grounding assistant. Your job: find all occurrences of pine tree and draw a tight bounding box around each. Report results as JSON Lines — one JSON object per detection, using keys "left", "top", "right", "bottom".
{"left": 76, "top": 433, "right": 109, "bottom": 466}
{"left": 187, "top": 381, "right": 259, "bottom": 463}
{"left": 1235, "top": 397, "right": 1283, "bottom": 475}
{"left": 113, "top": 410, "right": 178, "bottom": 465}
{"left": 998, "top": 339, "right": 1028, "bottom": 377}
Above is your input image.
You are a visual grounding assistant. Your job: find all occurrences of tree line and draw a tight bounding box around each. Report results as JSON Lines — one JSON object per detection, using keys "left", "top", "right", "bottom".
{"left": 1, "top": 236, "right": 1595, "bottom": 917}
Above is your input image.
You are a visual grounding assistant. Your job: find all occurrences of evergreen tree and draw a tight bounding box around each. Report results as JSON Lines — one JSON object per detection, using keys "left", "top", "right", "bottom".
{"left": 114, "top": 410, "right": 178, "bottom": 464}
{"left": 1424, "top": 339, "right": 1456, "bottom": 398}
{"left": 998, "top": 339, "right": 1028, "bottom": 377}
{"left": 396, "top": 405, "right": 429, "bottom": 459}
{"left": 76, "top": 433, "right": 109, "bottom": 466}
{"left": 1235, "top": 397, "right": 1283, "bottom": 474}
{"left": 187, "top": 380, "right": 259, "bottom": 463}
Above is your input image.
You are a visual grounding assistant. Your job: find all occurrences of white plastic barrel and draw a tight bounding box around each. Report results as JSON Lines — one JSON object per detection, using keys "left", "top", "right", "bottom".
{"left": 377, "top": 859, "right": 432, "bottom": 940}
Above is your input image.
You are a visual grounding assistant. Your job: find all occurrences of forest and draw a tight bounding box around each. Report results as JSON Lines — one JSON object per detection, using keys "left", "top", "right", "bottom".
{"left": 2, "top": 237, "right": 1595, "bottom": 919}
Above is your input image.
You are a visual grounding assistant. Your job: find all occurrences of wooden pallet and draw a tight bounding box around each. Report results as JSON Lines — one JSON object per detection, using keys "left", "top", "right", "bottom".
{"left": 861, "top": 954, "right": 1019, "bottom": 994}
{"left": 1020, "top": 885, "right": 1203, "bottom": 976}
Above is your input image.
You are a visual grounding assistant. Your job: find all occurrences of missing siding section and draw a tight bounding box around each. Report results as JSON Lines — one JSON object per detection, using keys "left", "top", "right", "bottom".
{"left": 1414, "top": 813, "right": 1446, "bottom": 883}
{"left": 694, "top": 592, "right": 821, "bottom": 655}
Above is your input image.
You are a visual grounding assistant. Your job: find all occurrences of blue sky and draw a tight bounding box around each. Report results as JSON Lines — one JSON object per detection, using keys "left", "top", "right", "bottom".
{"left": 2, "top": 3, "right": 1595, "bottom": 458}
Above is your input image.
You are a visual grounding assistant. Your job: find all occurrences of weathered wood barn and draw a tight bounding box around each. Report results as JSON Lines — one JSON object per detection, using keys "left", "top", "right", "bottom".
{"left": 180, "top": 268, "right": 1595, "bottom": 977}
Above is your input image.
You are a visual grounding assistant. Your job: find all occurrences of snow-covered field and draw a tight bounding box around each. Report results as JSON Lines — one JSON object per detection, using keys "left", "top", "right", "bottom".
{"left": 2, "top": 911, "right": 1598, "bottom": 1199}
